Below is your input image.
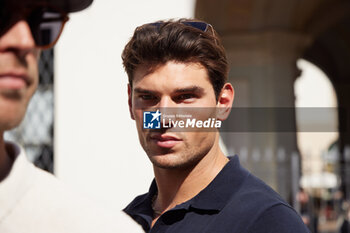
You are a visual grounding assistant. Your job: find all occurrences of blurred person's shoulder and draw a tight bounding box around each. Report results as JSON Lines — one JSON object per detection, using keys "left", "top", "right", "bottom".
{"left": 0, "top": 142, "right": 142, "bottom": 233}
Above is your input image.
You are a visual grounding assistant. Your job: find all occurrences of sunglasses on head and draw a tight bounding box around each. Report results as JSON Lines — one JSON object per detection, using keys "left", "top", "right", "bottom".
{"left": 0, "top": 4, "right": 69, "bottom": 49}
{"left": 150, "top": 21, "right": 212, "bottom": 32}
{"left": 146, "top": 21, "right": 217, "bottom": 45}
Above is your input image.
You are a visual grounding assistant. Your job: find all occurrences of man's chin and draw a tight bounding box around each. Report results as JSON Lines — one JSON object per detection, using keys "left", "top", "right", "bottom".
{"left": 148, "top": 152, "right": 178, "bottom": 169}
{"left": 149, "top": 154, "right": 198, "bottom": 170}
{"left": 152, "top": 162, "right": 181, "bottom": 170}
{"left": 0, "top": 107, "right": 26, "bottom": 131}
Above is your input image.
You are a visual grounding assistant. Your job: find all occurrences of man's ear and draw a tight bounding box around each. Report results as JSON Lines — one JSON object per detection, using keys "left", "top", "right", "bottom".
{"left": 128, "top": 84, "right": 135, "bottom": 120}
{"left": 216, "top": 83, "right": 234, "bottom": 121}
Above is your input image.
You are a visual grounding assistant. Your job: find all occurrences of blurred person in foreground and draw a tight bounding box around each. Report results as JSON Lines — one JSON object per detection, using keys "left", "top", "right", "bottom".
{"left": 0, "top": 0, "right": 141, "bottom": 232}
{"left": 122, "top": 18, "right": 310, "bottom": 233}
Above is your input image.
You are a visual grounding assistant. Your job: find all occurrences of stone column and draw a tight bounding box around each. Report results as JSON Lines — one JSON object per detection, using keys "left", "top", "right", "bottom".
{"left": 221, "top": 31, "right": 311, "bottom": 201}
{"left": 335, "top": 83, "right": 350, "bottom": 199}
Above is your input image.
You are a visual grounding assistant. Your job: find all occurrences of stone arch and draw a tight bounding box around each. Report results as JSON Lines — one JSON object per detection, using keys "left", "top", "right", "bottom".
{"left": 195, "top": 0, "right": 350, "bottom": 200}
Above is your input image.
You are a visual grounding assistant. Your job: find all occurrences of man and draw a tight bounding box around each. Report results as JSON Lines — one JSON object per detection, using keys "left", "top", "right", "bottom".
{"left": 122, "top": 19, "right": 310, "bottom": 233}
{"left": 0, "top": 1, "right": 141, "bottom": 232}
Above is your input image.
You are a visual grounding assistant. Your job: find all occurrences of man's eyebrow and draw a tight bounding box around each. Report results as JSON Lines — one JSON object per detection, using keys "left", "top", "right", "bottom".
{"left": 133, "top": 88, "right": 156, "bottom": 94}
{"left": 173, "top": 86, "right": 205, "bottom": 94}
{"left": 133, "top": 86, "right": 205, "bottom": 94}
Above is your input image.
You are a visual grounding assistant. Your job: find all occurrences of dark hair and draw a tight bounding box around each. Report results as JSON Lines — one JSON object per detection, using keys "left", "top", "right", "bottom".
{"left": 122, "top": 18, "right": 228, "bottom": 99}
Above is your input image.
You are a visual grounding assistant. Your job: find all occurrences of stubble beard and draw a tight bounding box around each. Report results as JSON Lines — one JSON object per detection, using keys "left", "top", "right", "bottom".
{"left": 144, "top": 144, "right": 207, "bottom": 170}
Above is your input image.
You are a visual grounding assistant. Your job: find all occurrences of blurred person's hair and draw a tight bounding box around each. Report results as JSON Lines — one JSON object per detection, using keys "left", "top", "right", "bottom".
{"left": 122, "top": 18, "right": 228, "bottom": 100}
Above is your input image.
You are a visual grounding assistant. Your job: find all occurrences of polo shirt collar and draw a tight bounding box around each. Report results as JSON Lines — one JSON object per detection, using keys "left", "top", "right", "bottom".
{"left": 123, "top": 179, "right": 157, "bottom": 225}
{"left": 189, "top": 155, "right": 249, "bottom": 211}
{"left": 125, "top": 155, "right": 249, "bottom": 217}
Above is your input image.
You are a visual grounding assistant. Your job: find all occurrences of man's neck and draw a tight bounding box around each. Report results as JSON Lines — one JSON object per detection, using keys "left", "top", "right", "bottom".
{"left": 152, "top": 136, "right": 229, "bottom": 216}
{"left": 0, "top": 133, "right": 12, "bottom": 182}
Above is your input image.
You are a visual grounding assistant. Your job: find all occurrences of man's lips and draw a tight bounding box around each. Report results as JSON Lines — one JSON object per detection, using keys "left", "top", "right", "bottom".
{"left": 150, "top": 134, "right": 182, "bottom": 148}
{"left": 0, "top": 72, "right": 30, "bottom": 90}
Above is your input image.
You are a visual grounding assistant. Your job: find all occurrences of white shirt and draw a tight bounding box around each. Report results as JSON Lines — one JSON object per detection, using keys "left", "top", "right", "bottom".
{"left": 0, "top": 142, "right": 142, "bottom": 233}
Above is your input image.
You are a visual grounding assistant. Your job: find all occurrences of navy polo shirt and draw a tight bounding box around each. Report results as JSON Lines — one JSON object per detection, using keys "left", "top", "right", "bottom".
{"left": 124, "top": 156, "right": 310, "bottom": 233}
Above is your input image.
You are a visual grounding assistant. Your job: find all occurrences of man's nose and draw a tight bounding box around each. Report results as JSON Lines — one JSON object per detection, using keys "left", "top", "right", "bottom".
{"left": 158, "top": 97, "right": 179, "bottom": 128}
{"left": 158, "top": 96, "right": 176, "bottom": 108}
{"left": 0, "top": 20, "right": 36, "bottom": 52}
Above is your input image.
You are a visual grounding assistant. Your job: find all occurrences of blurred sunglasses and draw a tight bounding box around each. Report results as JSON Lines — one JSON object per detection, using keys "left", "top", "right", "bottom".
{"left": 0, "top": 4, "right": 69, "bottom": 49}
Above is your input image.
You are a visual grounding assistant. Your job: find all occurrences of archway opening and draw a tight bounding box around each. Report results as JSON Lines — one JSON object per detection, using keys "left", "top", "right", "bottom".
{"left": 295, "top": 58, "right": 340, "bottom": 233}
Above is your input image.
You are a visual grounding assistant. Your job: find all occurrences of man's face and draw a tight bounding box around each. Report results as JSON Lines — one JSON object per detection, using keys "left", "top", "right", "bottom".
{"left": 129, "top": 61, "right": 223, "bottom": 169}
{"left": 0, "top": 20, "right": 40, "bottom": 132}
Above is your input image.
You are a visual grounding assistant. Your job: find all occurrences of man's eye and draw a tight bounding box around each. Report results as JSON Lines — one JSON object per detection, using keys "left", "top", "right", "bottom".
{"left": 140, "top": 95, "right": 155, "bottom": 100}
{"left": 175, "top": 94, "right": 197, "bottom": 103}
{"left": 178, "top": 94, "right": 195, "bottom": 100}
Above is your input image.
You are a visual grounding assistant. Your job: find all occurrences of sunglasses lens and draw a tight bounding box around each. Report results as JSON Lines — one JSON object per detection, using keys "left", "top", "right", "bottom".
{"left": 0, "top": 5, "right": 22, "bottom": 37}
{"left": 149, "top": 21, "right": 209, "bottom": 33}
{"left": 182, "top": 22, "right": 208, "bottom": 32}
{"left": 28, "top": 9, "right": 65, "bottom": 48}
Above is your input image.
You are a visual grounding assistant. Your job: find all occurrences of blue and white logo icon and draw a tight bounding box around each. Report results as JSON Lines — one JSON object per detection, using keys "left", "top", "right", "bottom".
{"left": 143, "top": 110, "right": 161, "bottom": 129}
